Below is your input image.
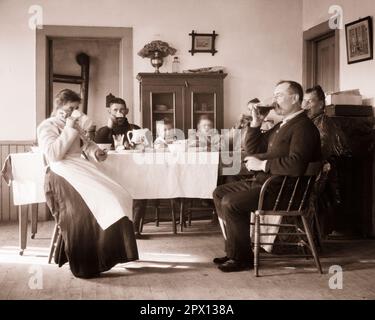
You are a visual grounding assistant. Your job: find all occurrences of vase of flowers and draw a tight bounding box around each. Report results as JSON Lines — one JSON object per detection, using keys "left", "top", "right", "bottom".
{"left": 138, "top": 40, "right": 177, "bottom": 73}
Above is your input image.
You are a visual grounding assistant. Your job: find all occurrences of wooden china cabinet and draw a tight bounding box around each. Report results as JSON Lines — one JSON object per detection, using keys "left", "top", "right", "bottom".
{"left": 136, "top": 72, "right": 227, "bottom": 137}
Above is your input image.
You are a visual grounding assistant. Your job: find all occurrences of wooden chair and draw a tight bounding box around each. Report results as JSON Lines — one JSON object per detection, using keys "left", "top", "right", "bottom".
{"left": 139, "top": 199, "right": 178, "bottom": 234}
{"left": 180, "top": 199, "right": 216, "bottom": 231}
{"left": 252, "top": 162, "right": 323, "bottom": 277}
{"left": 48, "top": 223, "right": 61, "bottom": 264}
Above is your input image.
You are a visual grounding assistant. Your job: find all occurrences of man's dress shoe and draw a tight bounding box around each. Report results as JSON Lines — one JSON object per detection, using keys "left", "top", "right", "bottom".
{"left": 217, "top": 259, "right": 253, "bottom": 272}
{"left": 213, "top": 256, "right": 230, "bottom": 264}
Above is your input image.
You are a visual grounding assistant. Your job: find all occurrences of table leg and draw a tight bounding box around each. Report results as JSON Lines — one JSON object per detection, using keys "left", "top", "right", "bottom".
{"left": 19, "top": 205, "right": 28, "bottom": 255}
{"left": 31, "top": 204, "right": 38, "bottom": 239}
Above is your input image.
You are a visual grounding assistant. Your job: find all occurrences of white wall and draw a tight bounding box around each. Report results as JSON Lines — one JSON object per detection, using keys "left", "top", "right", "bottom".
{"left": 303, "top": 0, "right": 375, "bottom": 104}
{"left": 0, "top": 0, "right": 303, "bottom": 141}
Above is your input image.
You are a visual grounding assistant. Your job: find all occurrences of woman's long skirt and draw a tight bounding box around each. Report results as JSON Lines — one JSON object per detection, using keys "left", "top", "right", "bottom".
{"left": 44, "top": 169, "right": 139, "bottom": 278}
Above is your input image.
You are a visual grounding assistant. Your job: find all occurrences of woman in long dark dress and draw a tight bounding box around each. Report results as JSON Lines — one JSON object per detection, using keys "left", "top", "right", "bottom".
{"left": 38, "top": 89, "right": 138, "bottom": 278}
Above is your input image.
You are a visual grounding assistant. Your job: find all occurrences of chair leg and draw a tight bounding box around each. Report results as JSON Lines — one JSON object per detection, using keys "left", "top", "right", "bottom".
{"left": 188, "top": 200, "right": 192, "bottom": 226}
{"left": 301, "top": 216, "right": 323, "bottom": 274}
{"left": 139, "top": 216, "right": 144, "bottom": 233}
{"left": 293, "top": 216, "right": 309, "bottom": 259}
{"left": 155, "top": 206, "right": 160, "bottom": 227}
{"left": 170, "top": 199, "right": 177, "bottom": 234}
{"left": 254, "top": 212, "right": 261, "bottom": 277}
{"left": 48, "top": 224, "right": 59, "bottom": 264}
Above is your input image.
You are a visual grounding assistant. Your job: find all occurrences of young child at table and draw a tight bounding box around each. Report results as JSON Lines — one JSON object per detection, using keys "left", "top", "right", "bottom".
{"left": 188, "top": 115, "right": 220, "bottom": 151}
{"left": 154, "top": 117, "right": 175, "bottom": 149}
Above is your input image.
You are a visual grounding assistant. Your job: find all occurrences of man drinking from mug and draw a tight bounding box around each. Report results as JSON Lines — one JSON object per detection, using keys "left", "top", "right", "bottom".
{"left": 212, "top": 80, "right": 322, "bottom": 272}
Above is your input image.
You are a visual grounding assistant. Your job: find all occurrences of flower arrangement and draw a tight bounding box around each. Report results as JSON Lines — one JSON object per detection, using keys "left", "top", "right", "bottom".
{"left": 138, "top": 40, "right": 177, "bottom": 58}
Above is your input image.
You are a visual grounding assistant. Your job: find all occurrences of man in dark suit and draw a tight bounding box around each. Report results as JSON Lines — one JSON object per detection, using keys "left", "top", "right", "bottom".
{"left": 95, "top": 97, "right": 140, "bottom": 146}
{"left": 213, "top": 80, "right": 321, "bottom": 272}
{"left": 94, "top": 97, "right": 146, "bottom": 239}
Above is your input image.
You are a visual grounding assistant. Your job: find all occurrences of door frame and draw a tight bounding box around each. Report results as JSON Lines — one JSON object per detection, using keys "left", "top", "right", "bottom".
{"left": 36, "top": 25, "right": 133, "bottom": 134}
{"left": 303, "top": 20, "right": 340, "bottom": 92}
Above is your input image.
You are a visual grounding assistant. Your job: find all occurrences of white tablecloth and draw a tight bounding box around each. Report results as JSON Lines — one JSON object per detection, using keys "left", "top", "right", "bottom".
{"left": 6, "top": 151, "right": 220, "bottom": 205}
{"left": 98, "top": 151, "right": 220, "bottom": 199}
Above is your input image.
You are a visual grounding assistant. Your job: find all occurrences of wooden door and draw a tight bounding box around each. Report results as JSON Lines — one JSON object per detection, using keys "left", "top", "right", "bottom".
{"left": 303, "top": 21, "right": 339, "bottom": 93}
{"left": 315, "top": 34, "right": 336, "bottom": 93}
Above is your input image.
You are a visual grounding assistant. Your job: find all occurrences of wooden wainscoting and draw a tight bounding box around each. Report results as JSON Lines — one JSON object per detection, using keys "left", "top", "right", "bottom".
{"left": 0, "top": 141, "right": 48, "bottom": 223}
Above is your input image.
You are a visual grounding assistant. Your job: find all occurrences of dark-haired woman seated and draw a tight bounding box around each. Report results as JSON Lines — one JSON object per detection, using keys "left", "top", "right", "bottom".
{"left": 37, "top": 89, "right": 138, "bottom": 278}
{"left": 302, "top": 85, "right": 350, "bottom": 236}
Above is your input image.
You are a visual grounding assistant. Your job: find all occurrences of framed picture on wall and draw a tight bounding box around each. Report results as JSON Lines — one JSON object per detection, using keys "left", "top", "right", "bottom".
{"left": 189, "top": 30, "right": 218, "bottom": 55}
{"left": 345, "top": 16, "right": 373, "bottom": 64}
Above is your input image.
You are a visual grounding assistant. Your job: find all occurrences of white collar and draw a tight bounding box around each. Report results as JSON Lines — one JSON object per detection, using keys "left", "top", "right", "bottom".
{"left": 281, "top": 109, "right": 304, "bottom": 127}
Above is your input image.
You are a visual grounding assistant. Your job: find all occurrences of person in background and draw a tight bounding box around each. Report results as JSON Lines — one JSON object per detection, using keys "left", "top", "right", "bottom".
{"left": 94, "top": 96, "right": 146, "bottom": 239}
{"left": 95, "top": 97, "right": 140, "bottom": 147}
{"left": 188, "top": 115, "right": 220, "bottom": 151}
{"left": 197, "top": 115, "right": 214, "bottom": 135}
{"left": 154, "top": 117, "right": 175, "bottom": 148}
{"left": 228, "top": 99, "right": 275, "bottom": 153}
{"left": 303, "top": 85, "right": 351, "bottom": 237}
{"left": 303, "top": 85, "right": 349, "bottom": 160}
{"left": 38, "top": 89, "right": 138, "bottom": 278}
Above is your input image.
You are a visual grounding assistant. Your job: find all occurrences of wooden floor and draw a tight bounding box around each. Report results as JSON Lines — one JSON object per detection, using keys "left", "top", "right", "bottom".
{"left": 0, "top": 219, "right": 374, "bottom": 300}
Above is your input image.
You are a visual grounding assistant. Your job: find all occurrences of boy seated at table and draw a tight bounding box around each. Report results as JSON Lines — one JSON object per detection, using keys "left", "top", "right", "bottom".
{"left": 154, "top": 117, "right": 176, "bottom": 149}
{"left": 188, "top": 115, "right": 221, "bottom": 151}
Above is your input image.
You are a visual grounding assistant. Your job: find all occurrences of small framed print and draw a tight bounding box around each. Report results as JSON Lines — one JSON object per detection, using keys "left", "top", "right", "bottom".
{"left": 345, "top": 16, "right": 373, "bottom": 64}
{"left": 189, "top": 30, "right": 218, "bottom": 55}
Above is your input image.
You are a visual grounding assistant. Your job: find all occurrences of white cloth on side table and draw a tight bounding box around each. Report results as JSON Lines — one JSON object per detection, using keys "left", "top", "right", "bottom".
{"left": 9, "top": 153, "right": 46, "bottom": 205}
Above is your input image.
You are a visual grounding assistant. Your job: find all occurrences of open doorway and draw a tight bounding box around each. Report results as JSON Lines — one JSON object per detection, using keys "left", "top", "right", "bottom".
{"left": 48, "top": 37, "right": 121, "bottom": 130}
{"left": 36, "top": 26, "right": 133, "bottom": 136}
{"left": 303, "top": 21, "right": 340, "bottom": 93}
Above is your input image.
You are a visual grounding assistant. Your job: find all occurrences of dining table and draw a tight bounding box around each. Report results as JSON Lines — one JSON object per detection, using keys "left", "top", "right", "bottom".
{"left": 2, "top": 148, "right": 247, "bottom": 254}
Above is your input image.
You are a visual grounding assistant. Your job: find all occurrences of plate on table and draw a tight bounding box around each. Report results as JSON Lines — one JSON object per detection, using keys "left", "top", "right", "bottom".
{"left": 108, "top": 149, "right": 143, "bottom": 154}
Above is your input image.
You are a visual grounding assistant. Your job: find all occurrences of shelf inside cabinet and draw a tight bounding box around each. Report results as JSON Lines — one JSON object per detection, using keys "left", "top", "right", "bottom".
{"left": 153, "top": 110, "right": 174, "bottom": 114}
{"left": 194, "top": 111, "right": 214, "bottom": 114}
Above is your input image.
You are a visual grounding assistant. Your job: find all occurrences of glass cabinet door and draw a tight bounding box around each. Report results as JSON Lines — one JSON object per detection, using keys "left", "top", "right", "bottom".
{"left": 142, "top": 86, "right": 183, "bottom": 138}
{"left": 190, "top": 91, "right": 217, "bottom": 130}
{"left": 150, "top": 92, "right": 176, "bottom": 137}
